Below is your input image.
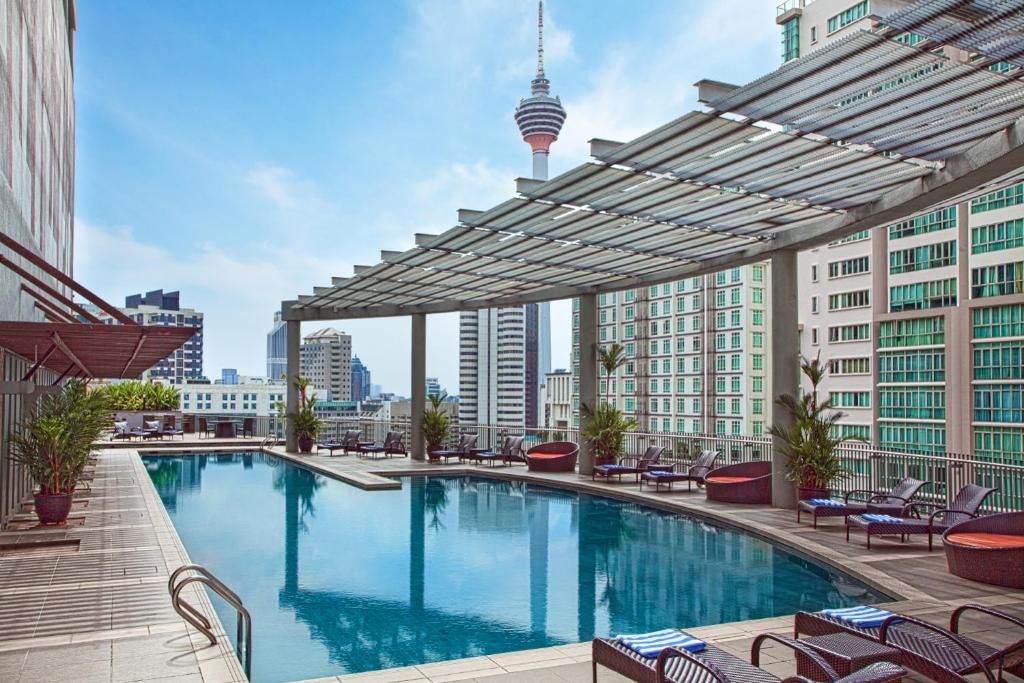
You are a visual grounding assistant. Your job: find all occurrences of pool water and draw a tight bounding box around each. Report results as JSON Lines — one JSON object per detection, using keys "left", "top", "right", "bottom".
{"left": 144, "top": 452, "right": 887, "bottom": 683}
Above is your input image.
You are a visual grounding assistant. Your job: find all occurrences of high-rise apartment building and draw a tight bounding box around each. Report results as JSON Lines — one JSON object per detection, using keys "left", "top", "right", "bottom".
{"left": 266, "top": 311, "right": 287, "bottom": 380}
{"left": 426, "top": 377, "right": 442, "bottom": 399}
{"left": 572, "top": 266, "right": 773, "bottom": 437}
{"left": 300, "top": 327, "right": 352, "bottom": 401}
{"left": 459, "top": 3, "right": 557, "bottom": 430}
{"left": 542, "top": 369, "right": 572, "bottom": 434}
{"left": 102, "top": 290, "right": 203, "bottom": 384}
{"left": 351, "top": 355, "right": 371, "bottom": 402}
{"left": 780, "top": 0, "right": 1024, "bottom": 463}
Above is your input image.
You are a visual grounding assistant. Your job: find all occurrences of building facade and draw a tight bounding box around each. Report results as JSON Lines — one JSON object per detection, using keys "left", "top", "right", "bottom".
{"left": 107, "top": 290, "right": 204, "bottom": 384}
{"left": 181, "top": 378, "right": 294, "bottom": 417}
{"left": 351, "top": 355, "right": 371, "bottom": 402}
{"left": 780, "top": 0, "right": 1024, "bottom": 463}
{"left": 266, "top": 311, "right": 287, "bottom": 380}
{"left": 425, "top": 377, "right": 442, "bottom": 399}
{"left": 300, "top": 327, "right": 352, "bottom": 401}
{"left": 572, "top": 266, "right": 773, "bottom": 437}
{"left": 542, "top": 369, "right": 572, "bottom": 435}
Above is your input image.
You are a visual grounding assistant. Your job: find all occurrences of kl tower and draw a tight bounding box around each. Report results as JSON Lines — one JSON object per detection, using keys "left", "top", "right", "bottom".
{"left": 515, "top": 1, "right": 567, "bottom": 182}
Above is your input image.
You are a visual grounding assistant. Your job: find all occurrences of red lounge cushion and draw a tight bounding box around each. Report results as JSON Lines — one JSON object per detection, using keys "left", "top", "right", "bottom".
{"left": 946, "top": 532, "right": 1024, "bottom": 549}
{"left": 529, "top": 453, "right": 568, "bottom": 460}
{"left": 706, "top": 476, "right": 754, "bottom": 484}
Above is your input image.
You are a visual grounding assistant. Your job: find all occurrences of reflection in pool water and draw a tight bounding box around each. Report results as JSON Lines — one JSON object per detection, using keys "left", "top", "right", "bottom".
{"left": 143, "top": 452, "right": 887, "bottom": 683}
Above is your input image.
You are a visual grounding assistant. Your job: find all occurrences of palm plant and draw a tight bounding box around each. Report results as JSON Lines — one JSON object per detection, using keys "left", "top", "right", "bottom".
{"left": 597, "top": 342, "right": 627, "bottom": 404}
{"left": 421, "top": 392, "right": 451, "bottom": 451}
{"left": 580, "top": 401, "right": 637, "bottom": 466}
{"left": 769, "top": 355, "right": 859, "bottom": 495}
{"left": 288, "top": 375, "right": 321, "bottom": 451}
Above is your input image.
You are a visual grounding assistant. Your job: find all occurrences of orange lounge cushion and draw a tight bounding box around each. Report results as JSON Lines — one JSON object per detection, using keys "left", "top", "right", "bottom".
{"left": 946, "top": 532, "right": 1024, "bottom": 549}
{"left": 706, "top": 476, "right": 754, "bottom": 484}
{"left": 529, "top": 453, "right": 569, "bottom": 460}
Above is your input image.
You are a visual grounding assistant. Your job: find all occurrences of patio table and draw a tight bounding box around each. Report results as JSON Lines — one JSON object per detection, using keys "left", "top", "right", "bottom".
{"left": 795, "top": 632, "right": 902, "bottom": 680}
{"left": 215, "top": 420, "right": 237, "bottom": 439}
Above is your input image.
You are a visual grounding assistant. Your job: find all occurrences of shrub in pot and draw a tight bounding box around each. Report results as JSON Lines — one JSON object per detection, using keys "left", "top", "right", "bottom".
{"left": 769, "top": 355, "right": 858, "bottom": 500}
{"left": 289, "top": 376, "right": 321, "bottom": 453}
{"left": 581, "top": 402, "right": 637, "bottom": 467}
{"left": 421, "top": 393, "right": 451, "bottom": 453}
{"left": 10, "top": 380, "right": 111, "bottom": 525}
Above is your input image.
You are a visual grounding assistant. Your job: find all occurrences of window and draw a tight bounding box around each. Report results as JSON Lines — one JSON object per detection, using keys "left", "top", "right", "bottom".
{"left": 829, "top": 357, "right": 871, "bottom": 375}
{"left": 829, "top": 256, "right": 870, "bottom": 279}
{"left": 753, "top": 399, "right": 764, "bottom": 415}
{"left": 889, "top": 206, "right": 956, "bottom": 240}
{"left": 752, "top": 288, "right": 764, "bottom": 304}
{"left": 889, "top": 278, "right": 957, "bottom": 311}
{"left": 829, "top": 229, "right": 871, "bottom": 246}
{"left": 716, "top": 290, "right": 726, "bottom": 307}
{"left": 973, "top": 304, "right": 1024, "bottom": 339}
{"left": 879, "top": 350, "right": 945, "bottom": 383}
{"left": 752, "top": 310, "right": 764, "bottom": 326}
{"left": 752, "top": 264, "right": 765, "bottom": 282}
{"left": 971, "top": 183, "right": 1024, "bottom": 214}
{"left": 730, "top": 331, "right": 740, "bottom": 348}
{"left": 880, "top": 388, "right": 946, "bottom": 420}
{"left": 972, "top": 219, "right": 1024, "bottom": 254}
{"left": 828, "top": 324, "right": 870, "bottom": 343}
{"left": 972, "top": 262, "right": 1024, "bottom": 298}
{"left": 781, "top": 17, "right": 800, "bottom": 62}
{"left": 811, "top": 296, "right": 819, "bottom": 314}
{"left": 828, "top": 289, "right": 870, "bottom": 311}
{"left": 752, "top": 332, "right": 763, "bottom": 348}
{"left": 829, "top": 391, "right": 871, "bottom": 408}
{"left": 890, "top": 241, "right": 956, "bottom": 273}
{"left": 731, "top": 354, "right": 741, "bottom": 371}
{"left": 752, "top": 377, "right": 763, "bottom": 393}
{"left": 752, "top": 354, "right": 763, "bottom": 371}
{"left": 810, "top": 25, "right": 818, "bottom": 42}
{"left": 811, "top": 327, "right": 819, "bottom": 345}
{"left": 974, "top": 426, "right": 1024, "bottom": 466}
{"left": 731, "top": 399, "right": 741, "bottom": 415}
{"left": 879, "top": 424, "right": 946, "bottom": 455}
{"left": 879, "top": 317, "right": 943, "bottom": 347}
{"left": 811, "top": 264, "right": 819, "bottom": 282}
{"left": 827, "top": 1, "right": 869, "bottom": 34}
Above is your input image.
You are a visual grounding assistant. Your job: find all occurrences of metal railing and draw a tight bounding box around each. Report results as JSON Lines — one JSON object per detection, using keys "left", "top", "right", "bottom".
{"left": 177, "top": 413, "right": 1024, "bottom": 513}
{"left": 169, "top": 564, "right": 252, "bottom": 678}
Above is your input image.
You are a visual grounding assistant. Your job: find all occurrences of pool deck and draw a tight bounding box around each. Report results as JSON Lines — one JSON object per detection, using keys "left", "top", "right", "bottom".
{"left": 1, "top": 440, "right": 1021, "bottom": 683}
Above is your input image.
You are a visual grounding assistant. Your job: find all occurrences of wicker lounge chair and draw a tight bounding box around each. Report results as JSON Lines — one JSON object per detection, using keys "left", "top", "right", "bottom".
{"left": 943, "top": 511, "right": 1024, "bottom": 588}
{"left": 797, "top": 477, "right": 928, "bottom": 528}
{"left": 359, "top": 431, "right": 406, "bottom": 459}
{"left": 526, "top": 441, "right": 578, "bottom": 472}
{"left": 846, "top": 483, "right": 997, "bottom": 550}
{"left": 315, "top": 430, "right": 351, "bottom": 456}
{"left": 475, "top": 435, "right": 525, "bottom": 467}
{"left": 639, "top": 450, "right": 719, "bottom": 492}
{"left": 142, "top": 420, "right": 163, "bottom": 440}
{"left": 704, "top": 461, "right": 772, "bottom": 504}
{"left": 111, "top": 421, "right": 139, "bottom": 441}
{"left": 197, "top": 417, "right": 215, "bottom": 438}
{"left": 592, "top": 632, "right": 905, "bottom": 683}
{"left": 161, "top": 416, "right": 184, "bottom": 440}
{"left": 593, "top": 446, "right": 666, "bottom": 483}
{"left": 429, "top": 434, "right": 478, "bottom": 463}
{"left": 239, "top": 417, "right": 255, "bottom": 438}
{"left": 794, "top": 603, "right": 1024, "bottom": 683}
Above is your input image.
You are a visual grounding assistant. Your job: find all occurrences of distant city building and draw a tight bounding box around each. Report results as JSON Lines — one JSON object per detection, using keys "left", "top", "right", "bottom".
{"left": 300, "top": 327, "right": 352, "bottom": 401}
{"left": 370, "top": 383, "right": 383, "bottom": 398}
{"left": 351, "top": 356, "right": 371, "bottom": 402}
{"left": 181, "top": 377, "right": 295, "bottom": 417}
{"left": 460, "top": 5, "right": 557, "bottom": 430}
{"left": 103, "top": 290, "right": 203, "bottom": 384}
{"left": 266, "top": 311, "right": 287, "bottom": 380}
{"left": 426, "top": 377, "right": 443, "bottom": 399}
{"left": 220, "top": 368, "right": 238, "bottom": 385}
{"left": 543, "top": 369, "right": 572, "bottom": 434}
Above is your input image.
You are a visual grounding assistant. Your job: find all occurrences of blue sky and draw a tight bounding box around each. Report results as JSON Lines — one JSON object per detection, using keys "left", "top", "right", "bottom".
{"left": 73, "top": 0, "right": 779, "bottom": 394}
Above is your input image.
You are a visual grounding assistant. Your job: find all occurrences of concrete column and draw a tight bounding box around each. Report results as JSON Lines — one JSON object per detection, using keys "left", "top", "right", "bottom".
{"left": 578, "top": 293, "right": 598, "bottom": 475}
{"left": 411, "top": 313, "right": 426, "bottom": 460}
{"left": 285, "top": 319, "right": 300, "bottom": 453}
{"left": 771, "top": 250, "right": 799, "bottom": 509}
{"left": 870, "top": 226, "right": 888, "bottom": 448}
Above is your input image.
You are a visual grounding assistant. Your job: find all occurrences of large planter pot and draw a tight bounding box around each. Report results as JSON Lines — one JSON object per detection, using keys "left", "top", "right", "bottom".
{"left": 798, "top": 485, "right": 831, "bottom": 501}
{"left": 298, "top": 436, "right": 314, "bottom": 453}
{"left": 34, "top": 492, "right": 73, "bottom": 525}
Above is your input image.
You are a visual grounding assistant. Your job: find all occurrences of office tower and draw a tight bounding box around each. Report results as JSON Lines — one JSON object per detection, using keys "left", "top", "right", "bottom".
{"left": 351, "top": 355, "right": 371, "bottom": 402}
{"left": 300, "top": 328, "right": 352, "bottom": 401}
{"left": 267, "top": 311, "right": 288, "bottom": 380}
{"left": 114, "top": 290, "right": 204, "bottom": 384}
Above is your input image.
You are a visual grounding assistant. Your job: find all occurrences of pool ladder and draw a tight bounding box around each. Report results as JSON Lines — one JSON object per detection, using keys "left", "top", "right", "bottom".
{"left": 169, "top": 564, "right": 252, "bottom": 678}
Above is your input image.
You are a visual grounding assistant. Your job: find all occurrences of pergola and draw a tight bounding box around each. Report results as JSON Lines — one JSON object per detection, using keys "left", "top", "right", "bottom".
{"left": 284, "top": 1, "right": 1024, "bottom": 507}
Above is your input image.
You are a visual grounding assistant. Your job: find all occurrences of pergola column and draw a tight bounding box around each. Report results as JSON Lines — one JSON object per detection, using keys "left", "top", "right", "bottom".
{"left": 410, "top": 313, "right": 426, "bottom": 460}
{"left": 770, "top": 251, "right": 799, "bottom": 509}
{"left": 577, "top": 293, "right": 598, "bottom": 475}
{"left": 285, "top": 318, "right": 300, "bottom": 453}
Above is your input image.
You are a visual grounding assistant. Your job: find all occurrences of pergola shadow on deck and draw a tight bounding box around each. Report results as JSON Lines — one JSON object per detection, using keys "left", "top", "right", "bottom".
{"left": 283, "top": 2, "right": 1024, "bottom": 508}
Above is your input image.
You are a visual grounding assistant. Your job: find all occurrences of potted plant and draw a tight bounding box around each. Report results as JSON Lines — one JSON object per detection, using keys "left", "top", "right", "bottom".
{"left": 581, "top": 402, "right": 637, "bottom": 467}
{"left": 421, "top": 392, "right": 451, "bottom": 453}
{"left": 290, "top": 376, "right": 321, "bottom": 453}
{"left": 10, "top": 380, "right": 111, "bottom": 525}
{"left": 769, "top": 355, "right": 857, "bottom": 500}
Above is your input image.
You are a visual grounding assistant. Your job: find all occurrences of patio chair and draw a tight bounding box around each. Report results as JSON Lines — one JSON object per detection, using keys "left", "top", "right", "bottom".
{"left": 797, "top": 477, "right": 928, "bottom": 528}
{"left": 794, "top": 603, "right": 1024, "bottom": 683}
{"left": 141, "top": 420, "right": 163, "bottom": 440}
{"left": 429, "top": 434, "right": 478, "bottom": 463}
{"left": 846, "top": 483, "right": 997, "bottom": 550}
{"left": 592, "top": 446, "right": 666, "bottom": 483}
{"left": 239, "top": 417, "right": 255, "bottom": 438}
{"left": 111, "top": 421, "right": 139, "bottom": 441}
{"left": 943, "top": 511, "right": 1024, "bottom": 588}
{"left": 525, "top": 441, "right": 578, "bottom": 472}
{"left": 315, "top": 433, "right": 348, "bottom": 456}
{"left": 197, "top": 417, "right": 215, "bottom": 439}
{"left": 592, "top": 631, "right": 905, "bottom": 683}
{"left": 161, "top": 416, "right": 184, "bottom": 440}
{"left": 360, "top": 431, "right": 405, "bottom": 459}
{"left": 342, "top": 429, "right": 368, "bottom": 454}
{"left": 475, "top": 435, "right": 525, "bottom": 467}
{"left": 639, "top": 450, "right": 719, "bottom": 492}
{"left": 704, "top": 461, "right": 772, "bottom": 504}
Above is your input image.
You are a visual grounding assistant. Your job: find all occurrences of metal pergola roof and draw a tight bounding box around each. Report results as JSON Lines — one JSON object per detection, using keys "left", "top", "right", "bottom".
{"left": 286, "top": 2, "right": 1024, "bottom": 321}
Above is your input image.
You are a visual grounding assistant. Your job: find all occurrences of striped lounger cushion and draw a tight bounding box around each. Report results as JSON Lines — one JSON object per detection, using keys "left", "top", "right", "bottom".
{"left": 616, "top": 629, "right": 706, "bottom": 658}
{"left": 821, "top": 606, "right": 901, "bottom": 629}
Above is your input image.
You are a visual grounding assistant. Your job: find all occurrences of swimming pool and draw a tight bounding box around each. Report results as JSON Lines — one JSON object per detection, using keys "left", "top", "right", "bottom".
{"left": 144, "top": 452, "right": 888, "bottom": 682}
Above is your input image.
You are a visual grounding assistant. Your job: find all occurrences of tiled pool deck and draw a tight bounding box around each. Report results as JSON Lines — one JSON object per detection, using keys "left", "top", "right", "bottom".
{"left": 1, "top": 440, "right": 1021, "bottom": 683}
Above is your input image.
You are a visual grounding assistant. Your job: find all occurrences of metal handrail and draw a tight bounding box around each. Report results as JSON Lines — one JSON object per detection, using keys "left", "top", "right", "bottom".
{"left": 168, "top": 564, "right": 252, "bottom": 677}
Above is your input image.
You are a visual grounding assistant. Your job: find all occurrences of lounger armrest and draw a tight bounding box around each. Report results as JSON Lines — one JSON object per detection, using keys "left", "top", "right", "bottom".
{"left": 928, "top": 508, "right": 977, "bottom": 525}
{"left": 844, "top": 488, "right": 882, "bottom": 503}
{"left": 951, "top": 604, "right": 1024, "bottom": 636}
{"left": 866, "top": 493, "right": 909, "bottom": 505}
{"left": 752, "top": 634, "right": 839, "bottom": 681}
{"left": 903, "top": 501, "right": 941, "bottom": 518}
{"left": 618, "top": 457, "right": 641, "bottom": 468}
{"left": 654, "top": 647, "right": 727, "bottom": 683}
{"left": 879, "top": 615, "right": 998, "bottom": 683}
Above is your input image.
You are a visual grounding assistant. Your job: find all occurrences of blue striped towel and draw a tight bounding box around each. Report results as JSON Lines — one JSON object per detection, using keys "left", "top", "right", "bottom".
{"left": 616, "top": 629, "right": 706, "bottom": 658}
{"left": 809, "top": 498, "right": 844, "bottom": 507}
{"left": 862, "top": 514, "right": 904, "bottom": 523}
{"left": 821, "top": 606, "right": 902, "bottom": 629}
{"left": 600, "top": 465, "right": 630, "bottom": 471}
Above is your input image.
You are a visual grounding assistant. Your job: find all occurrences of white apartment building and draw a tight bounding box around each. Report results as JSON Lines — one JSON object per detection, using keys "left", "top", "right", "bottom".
{"left": 300, "top": 327, "right": 352, "bottom": 401}
{"left": 781, "top": 0, "right": 1024, "bottom": 462}
{"left": 180, "top": 378, "right": 297, "bottom": 416}
{"left": 542, "top": 369, "right": 572, "bottom": 434}
{"left": 460, "top": 307, "right": 528, "bottom": 427}
{"left": 572, "top": 264, "right": 773, "bottom": 438}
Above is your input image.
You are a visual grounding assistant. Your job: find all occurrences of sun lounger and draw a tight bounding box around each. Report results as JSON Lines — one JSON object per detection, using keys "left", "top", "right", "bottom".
{"left": 475, "top": 435, "right": 525, "bottom": 467}
{"left": 429, "top": 434, "right": 478, "bottom": 463}
{"left": 359, "top": 431, "right": 406, "bottom": 459}
{"left": 797, "top": 477, "right": 928, "bottom": 528}
{"left": 593, "top": 446, "right": 666, "bottom": 483}
{"left": 639, "top": 450, "right": 719, "bottom": 492}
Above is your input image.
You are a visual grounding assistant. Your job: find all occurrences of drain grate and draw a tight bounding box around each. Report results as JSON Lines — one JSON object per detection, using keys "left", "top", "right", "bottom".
{"left": 0, "top": 538, "right": 80, "bottom": 557}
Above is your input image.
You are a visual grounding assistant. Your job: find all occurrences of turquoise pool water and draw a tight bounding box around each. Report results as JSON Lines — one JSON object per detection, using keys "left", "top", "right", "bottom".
{"left": 143, "top": 452, "right": 887, "bottom": 682}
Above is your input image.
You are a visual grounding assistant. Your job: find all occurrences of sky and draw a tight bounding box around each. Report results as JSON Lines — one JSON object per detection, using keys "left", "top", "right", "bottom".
{"left": 72, "top": 0, "right": 779, "bottom": 395}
